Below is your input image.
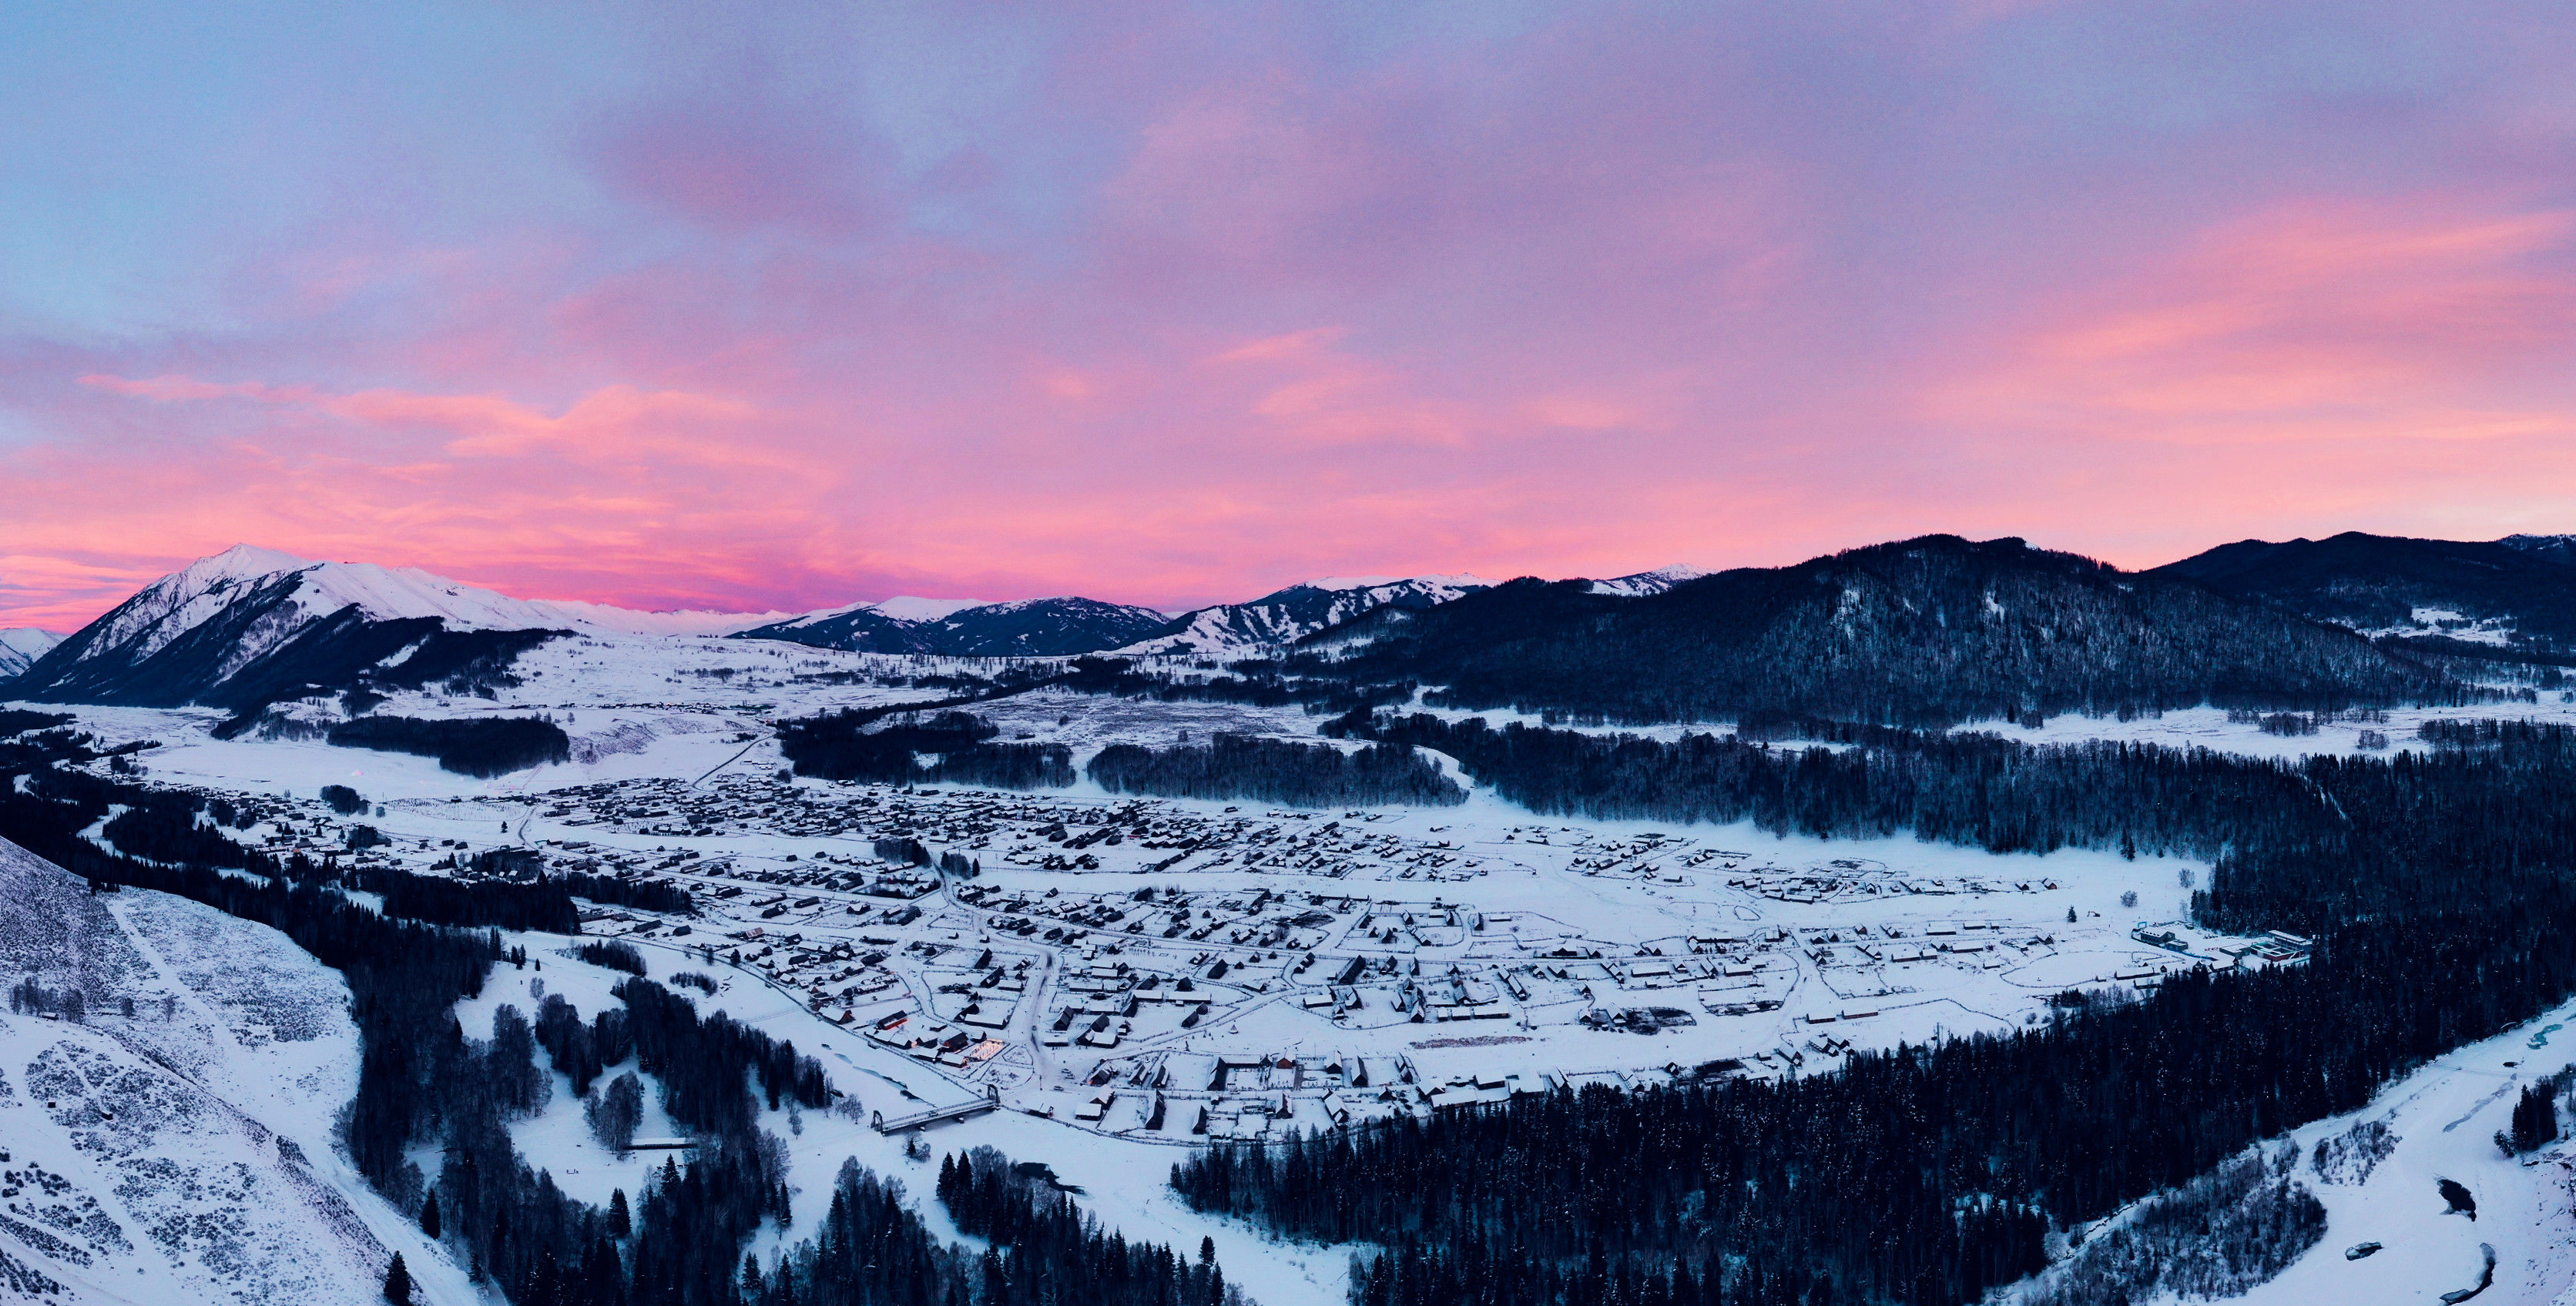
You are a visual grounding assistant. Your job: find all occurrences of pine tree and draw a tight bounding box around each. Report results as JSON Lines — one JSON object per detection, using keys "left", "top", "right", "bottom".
{"left": 383, "top": 1253, "right": 414, "bottom": 1304}
{"left": 609, "top": 1187, "right": 632, "bottom": 1238}
{"left": 418, "top": 1190, "right": 440, "bottom": 1241}
{"left": 527, "top": 1247, "right": 563, "bottom": 1306}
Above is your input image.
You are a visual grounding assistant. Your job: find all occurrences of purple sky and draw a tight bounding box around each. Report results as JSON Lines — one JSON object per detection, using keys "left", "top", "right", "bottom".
{"left": 5, "top": 1, "right": 2574, "bottom": 628}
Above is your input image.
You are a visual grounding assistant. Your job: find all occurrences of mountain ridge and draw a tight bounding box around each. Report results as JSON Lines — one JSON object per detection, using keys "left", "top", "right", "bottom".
{"left": 2150, "top": 531, "right": 2576, "bottom": 654}
{"left": 733, "top": 594, "right": 1174, "bottom": 657}
{"left": 15, "top": 535, "right": 2556, "bottom": 725}
{"left": 1306, "top": 534, "right": 2457, "bottom": 725}
{"left": 1115, "top": 575, "right": 1492, "bottom": 657}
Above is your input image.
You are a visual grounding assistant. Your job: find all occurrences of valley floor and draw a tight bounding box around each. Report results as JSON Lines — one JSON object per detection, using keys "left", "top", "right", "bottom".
{"left": 13, "top": 672, "right": 2576, "bottom": 1304}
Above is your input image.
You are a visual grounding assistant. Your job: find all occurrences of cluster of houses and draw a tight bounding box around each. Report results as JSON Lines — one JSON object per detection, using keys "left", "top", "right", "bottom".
{"left": 147, "top": 759, "right": 2299, "bottom": 1144}
{"left": 1728, "top": 863, "right": 2065, "bottom": 905}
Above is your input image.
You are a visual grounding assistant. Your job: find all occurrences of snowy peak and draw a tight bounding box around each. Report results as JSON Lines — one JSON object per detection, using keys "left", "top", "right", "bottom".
{"left": 190, "top": 541, "right": 316, "bottom": 582}
{"left": 1301, "top": 573, "right": 1485, "bottom": 594}
{"left": 0, "top": 628, "right": 61, "bottom": 680}
{"left": 265, "top": 559, "right": 777, "bottom": 637}
{"left": 870, "top": 595, "right": 993, "bottom": 623}
{"left": 1116, "top": 574, "right": 1491, "bottom": 657}
{"left": 8, "top": 545, "right": 787, "bottom": 712}
{"left": 1587, "top": 564, "right": 1711, "bottom": 597}
{"left": 47, "top": 545, "right": 774, "bottom": 668}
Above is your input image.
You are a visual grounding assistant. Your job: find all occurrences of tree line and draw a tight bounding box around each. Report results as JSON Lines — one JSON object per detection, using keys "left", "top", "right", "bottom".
{"left": 1090, "top": 734, "right": 1464, "bottom": 809}
{"left": 1334, "top": 709, "right": 2576, "bottom": 935}
{"left": 328, "top": 715, "right": 572, "bottom": 776}
{"left": 939, "top": 1147, "right": 1247, "bottom": 1306}
{"left": 777, "top": 708, "right": 1074, "bottom": 789}
{"left": 1056, "top": 658, "right": 1419, "bottom": 719}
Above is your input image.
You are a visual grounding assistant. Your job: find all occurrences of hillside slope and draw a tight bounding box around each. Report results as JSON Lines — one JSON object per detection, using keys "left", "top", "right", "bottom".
{"left": 3, "top": 546, "right": 761, "bottom": 712}
{"left": 2152, "top": 531, "right": 2576, "bottom": 655}
{"left": 0, "top": 838, "right": 451, "bottom": 1304}
{"left": 1311, "top": 535, "right": 2451, "bottom": 725}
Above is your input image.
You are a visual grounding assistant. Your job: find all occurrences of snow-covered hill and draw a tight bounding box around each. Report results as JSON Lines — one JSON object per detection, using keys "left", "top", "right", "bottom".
{"left": 0, "top": 628, "right": 60, "bottom": 681}
{"left": 5, "top": 546, "right": 784, "bottom": 712}
{"left": 0, "top": 838, "right": 454, "bottom": 1305}
{"left": 1115, "top": 574, "right": 1487, "bottom": 657}
{"left": 1585, "top": 564, "right": 1709, "bottom": 598}
{"left": 735, "top": 594, "right": 1170, "bottom": 656}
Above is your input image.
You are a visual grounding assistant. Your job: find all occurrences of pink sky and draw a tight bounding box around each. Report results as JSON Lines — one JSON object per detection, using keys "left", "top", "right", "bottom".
{"left": 4, "top": 2, "right": 2574, "bottom": 631}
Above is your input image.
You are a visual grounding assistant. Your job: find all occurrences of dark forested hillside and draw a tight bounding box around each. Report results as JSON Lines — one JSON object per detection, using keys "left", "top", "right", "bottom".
{"left": 2152, "top": 531, "right": 2576, "bottom": 654}
{"left": 939, "top": 1147, "right": 1249, "bottom": 1306}
{"left": 776, "top": 708, "right": 1074, "bottom": 787}
{"left": 327, "top": 715, "right": 572, "bottom": 776}
{"left": 1089, "top": 734, "right": 1464, "bottom": 808}
{"left": 1306, "top": 535, "right": 2453, "bottom": 726}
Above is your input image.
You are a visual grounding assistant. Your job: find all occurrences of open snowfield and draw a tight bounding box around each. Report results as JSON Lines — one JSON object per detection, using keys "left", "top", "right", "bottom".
{"left": 16, "top": 654, "right": 2576, "bottom": 1304}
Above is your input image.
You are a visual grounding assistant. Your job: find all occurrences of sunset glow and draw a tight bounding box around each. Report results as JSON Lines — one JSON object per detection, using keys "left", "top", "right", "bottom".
{"left": 5, "top": 2, "right": 2574, "bottom": 628}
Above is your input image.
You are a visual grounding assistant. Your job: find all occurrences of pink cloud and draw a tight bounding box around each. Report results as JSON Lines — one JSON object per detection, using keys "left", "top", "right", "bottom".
{"left": 82, "top": 373, "right": 770, "bottom": 461}
{"left": 79, "top": 373, "right": 271, "bottom": 402}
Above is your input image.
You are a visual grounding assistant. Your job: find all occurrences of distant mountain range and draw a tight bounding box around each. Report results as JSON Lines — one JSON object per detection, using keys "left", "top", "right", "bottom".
{"left": 9, "top": 533, "right": 2574, "bottom": 726}
{"left": 726, "top": 567, "right": 1706, "bottom": 658}
{"left": 737, "top": 595, "right": 1173, "bottom": 658}
{"left": 1113, "top": 575, "right": 1488, "bottom": 657}
{"left": 0, "top": 547, "right": 1675, "bottom": 713}
{"left": 0, "top": 628, "right": 59, "bottom": 680}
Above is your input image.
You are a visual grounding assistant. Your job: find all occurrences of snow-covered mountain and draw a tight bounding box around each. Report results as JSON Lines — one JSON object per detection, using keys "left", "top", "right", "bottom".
{"left": 1585, "top": 564, "right": 1709, "bottom": 598}
{"left": 1115, "top": 574, "right": 1488, "bottom": 658}
{"left": 6, "top": 545, "right": 781, "bottom": 712}
{"left": 735, "top": 595, "right": 1172, "bottom": 656}
{"left": 0, "top": 628, "right": 61, "bottom": 680}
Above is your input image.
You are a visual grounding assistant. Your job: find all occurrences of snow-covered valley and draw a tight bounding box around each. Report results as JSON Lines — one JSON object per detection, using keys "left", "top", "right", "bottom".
{"left": 10, "top": 538, "right": 2576, "bottom": 1304}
